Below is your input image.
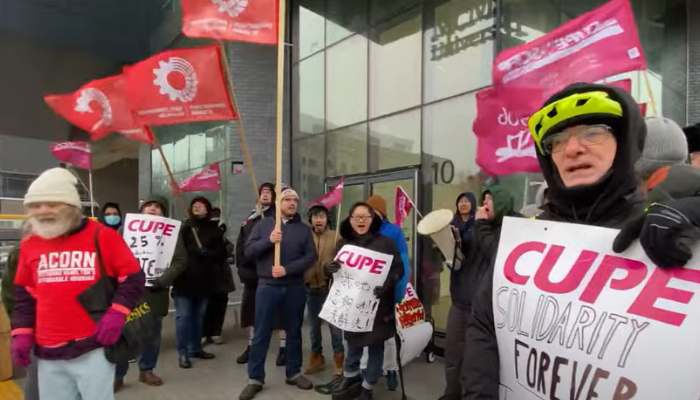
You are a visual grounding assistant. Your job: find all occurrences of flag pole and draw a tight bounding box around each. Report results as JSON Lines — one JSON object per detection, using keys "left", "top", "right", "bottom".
{"left": 218, "top": 41, "right": 263, "bottom": 217}
{"left": 334, "top": 203, "right": 342, "bottom": 244}
{"left": 273, "top": 0, "right": 287, "bottom": 268}
{"left": 152, "top": 132, "right": 203, "bottom": 248}
{"left": 642, "top": 70, "right": 658, "bottom": 116}
{"left": 88, "top": 170, "right": 95, "bottom": 218}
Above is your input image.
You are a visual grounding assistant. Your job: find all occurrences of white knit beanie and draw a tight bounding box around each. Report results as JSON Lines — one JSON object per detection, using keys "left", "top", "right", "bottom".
{"left": 24, "top": 168, "right": 82, "bottom": 208}
{"left": 635, "top": 117, "right": 688, "bottom": 180}
{"left": 280, "top": 187, "right": 299, "bottom": 201}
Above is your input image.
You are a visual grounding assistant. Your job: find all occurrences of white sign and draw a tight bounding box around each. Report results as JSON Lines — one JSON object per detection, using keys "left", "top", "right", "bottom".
{"left": 320, "top": 245, "right": 393, "bottom": 332}
{"left": 122, "top": 213, "right": 182, "bottom": 286}
{"left": 493, "top": 217, "right": 700, "bottom": 400}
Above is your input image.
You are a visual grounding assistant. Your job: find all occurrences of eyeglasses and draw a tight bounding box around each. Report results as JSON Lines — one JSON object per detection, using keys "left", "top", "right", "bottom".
{"left": 351, "top": 215, "right": 372, "bottom": 222}
{"left": 542, "top": 124, "right": 613, "bottom": 154}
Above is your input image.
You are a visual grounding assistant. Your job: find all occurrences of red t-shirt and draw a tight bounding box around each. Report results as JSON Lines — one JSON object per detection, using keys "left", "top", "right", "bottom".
{"left": 14, "top": 220, "right": 141, "bottom": 347}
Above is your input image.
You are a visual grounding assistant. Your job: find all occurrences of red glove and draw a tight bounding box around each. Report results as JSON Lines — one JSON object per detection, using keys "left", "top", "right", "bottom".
{"left": 94, "top": 307, "right": 128, "bottom": 346}
{"left": 11, "top": 334, "right": 34, "bottom": 368}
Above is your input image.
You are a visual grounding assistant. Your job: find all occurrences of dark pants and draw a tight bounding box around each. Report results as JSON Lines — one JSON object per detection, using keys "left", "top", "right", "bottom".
{"left": 444, "top": 303, "right": 471, "bottom": 400}
{"left": 307, "top": 289, "right": 344, "bottom": 355}
{"left": 345, "top": 340, "right": 385, "bottom": 390}
{"left": 248, "top": 284, "right": 307, "bottom": 383}
{"left": 203, "top": 293, "right": 229, "bottom": 338}
{"left": 174, "top": 296, "right": 208, "bottom": 357}
{"left": 116, "top": 316, "right": 163, "bottom": 378}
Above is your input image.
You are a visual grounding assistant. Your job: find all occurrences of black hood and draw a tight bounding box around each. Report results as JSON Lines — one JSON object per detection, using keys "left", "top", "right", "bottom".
{"left": 536, "top": 83, "right": 646, "bottom": 224}
{"left": 98, "top": 202, "right": 122, "bottom": 229}
{"left": 189, "top": 196, "right": 213, "bottom": 219}
{"left": 339, "top": 202, "right": 383, "bottom": 243}
{"left": 139, "top": 195, "right": 170, "bottom": 218}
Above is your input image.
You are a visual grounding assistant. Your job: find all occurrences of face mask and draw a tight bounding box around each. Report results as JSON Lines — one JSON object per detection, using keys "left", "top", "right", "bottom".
{"left": 105, "top": 215, "right": 121, "bottom": 226}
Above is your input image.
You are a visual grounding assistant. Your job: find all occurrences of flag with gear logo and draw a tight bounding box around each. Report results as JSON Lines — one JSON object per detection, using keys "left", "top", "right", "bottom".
{"left": 181, "top": 0, "right": 278, "bottom": 45}
{"left": 124, "top": 45, "right": 236, "bottom": 126}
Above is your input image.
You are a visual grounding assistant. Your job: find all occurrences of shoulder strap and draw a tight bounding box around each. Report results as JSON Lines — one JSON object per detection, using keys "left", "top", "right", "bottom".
{"left": 93, "top": 226, "right": 109, "bottom": 279}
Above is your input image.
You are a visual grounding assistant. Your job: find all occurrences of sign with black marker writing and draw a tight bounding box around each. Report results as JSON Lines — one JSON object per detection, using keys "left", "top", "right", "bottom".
{"left": 319, "top": 245, "right": 392, "bottom": 332}
{"left": 122, "top": 213, "right": 181, "bottom": 286}
{"left": 493, "top": 217, "right": 700, "bottom": 400}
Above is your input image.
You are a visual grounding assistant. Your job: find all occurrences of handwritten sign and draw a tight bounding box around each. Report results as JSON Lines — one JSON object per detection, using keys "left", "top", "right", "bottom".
{"left": 320, "top": 245, "right": 393, "bottom": 332}
{"left": 396, "top": 283, "right": 425, "bottom": 329}
{"left": 493, "top": 217, "right": 700, "bottom": 400}
{"left": 122, "top": 213, "right": 181, "bottom": 287}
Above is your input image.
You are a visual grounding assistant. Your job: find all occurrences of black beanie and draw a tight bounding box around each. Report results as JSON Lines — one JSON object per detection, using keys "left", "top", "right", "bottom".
{"left": 259, "top": 182, "right": 276, "bottom": 202}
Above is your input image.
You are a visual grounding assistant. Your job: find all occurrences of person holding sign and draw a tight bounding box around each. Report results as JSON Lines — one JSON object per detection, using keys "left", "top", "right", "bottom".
{"left": 462, "top": 83, "right": 700, "bottom": 399}
{"left": 325, "top": 202, "right": 405, "bottom": 400}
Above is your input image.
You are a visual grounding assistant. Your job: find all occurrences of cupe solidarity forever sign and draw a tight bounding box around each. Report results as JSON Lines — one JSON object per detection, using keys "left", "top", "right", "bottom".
{"left": 493, "top": 217, "right": 700, "bottom": 400}
{"left": 122, "top": 214, "right": 182, "bottom": 286}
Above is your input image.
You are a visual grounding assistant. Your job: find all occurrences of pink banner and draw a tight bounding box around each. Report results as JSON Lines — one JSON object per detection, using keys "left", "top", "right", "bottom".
{"left": 308, "top": 179, "right": 344, "bottom": 209}
{"left": 394, "top": 186, "right": 413, "bottom": 228}
{"left": 179, "top": 163, "right": 221, "bottom": 192}
{"left": 493, "top": 0, "right": 645, "bottom": 92}
{"left": 50, "top": 142, "right": 92, "bottom": 170}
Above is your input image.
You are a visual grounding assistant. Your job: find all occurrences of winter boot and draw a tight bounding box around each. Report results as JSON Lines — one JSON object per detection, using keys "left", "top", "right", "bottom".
{"left": 360, "top": 388, "right": 374, "bottom": 400}
{"left": 139, "top": 371, "right": 164, "bottom": 386}
{"left": 331, "top": 375, "right": 363, "bottom": 400}
{"left": 237, "top": 346, "right": 250, "bottom": 364}
{"left": 239, "top": 384, "right": 263, "bottom": 400}
{"left": 276, "top": 347, "right": 286, "bottom": 366}
{"left": 333, "top": 352, "right": 345, "bottom": 376}
{"left": 304, "top": 352, "right": 325, "bottom": 374}
{"left": 386, "top": 370, "right": 399, "bottom": 391}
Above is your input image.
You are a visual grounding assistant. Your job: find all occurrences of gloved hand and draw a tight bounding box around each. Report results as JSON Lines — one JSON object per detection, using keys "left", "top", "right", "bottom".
{"left": 94, "top": 308, "right": 128, "bottom": 346}
{"left": 373, "top": 285, "right": 389, "bottom": 298}
{"left": 148, "top": 279, "right": 164, "bottom": 290}
{"left": 11, "top": 334, "right": 34, "bottom": 368}
{"left": 324, "top": 261, "right": 341, "bottom": 275}
{"left": 613, "top": 202, "right": 700, "bottom": 268}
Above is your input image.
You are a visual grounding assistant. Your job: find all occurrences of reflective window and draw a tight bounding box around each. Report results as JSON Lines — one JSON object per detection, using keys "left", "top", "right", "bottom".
{"left": 295, "top": 0, "right": 326, "bottom": 60}
{"left": 369, "top": 110, "right": 421, "bottom": 170}
{"left": 326, "top": 123, "right": 368, "bottom": 176}
{"left": 205, "top": 124, "right": 227, "bottom": 164}
{"left": 424, "top": 0, "right": 494, "bottom": 102}
{"left": 190, "top": 131, "right": 206, "bottom": 169}
{"left": 369, "top": 8, "right": 422, "bottom": 118}
{"left": 370, "top": 0, "right": 421, "bottom": 25}
{"left": 294, "top": 53, "right": 325, "bottom": 137}
{"left": 326, "top": 0, "right": 368, "bottom": 46}
{"left": 500, "top": 0, "right": 561, "bottom": 50}
{"left": 326, "top": 35, "right": 368, "bottom": 129}
{"left": 293, "top": 135, "right": 326, "bottom": 205}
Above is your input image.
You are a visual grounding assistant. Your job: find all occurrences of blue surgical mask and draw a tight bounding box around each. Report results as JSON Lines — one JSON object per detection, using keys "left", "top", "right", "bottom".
{"left": 105, "top": 215, "right": 121, "bottom": 226}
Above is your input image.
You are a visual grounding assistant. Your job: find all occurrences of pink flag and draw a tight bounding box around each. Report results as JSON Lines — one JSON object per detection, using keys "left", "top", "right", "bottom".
{"left": 395, "top": 186, "right": 414, "bottom": 227}
{"left": 493, "top": 0, "right": 645, "bottom": 92}
{"left": 639, "top": 103, "right": 647, "bottom": 116}
{"left": 50, "top": 142, "right": 92, "bottom": 170}
{"left": 309, "top": 179, "right": 344, "bottom": 209}
{"left": 179, "top": 163, "right": 221, "bottom": 192}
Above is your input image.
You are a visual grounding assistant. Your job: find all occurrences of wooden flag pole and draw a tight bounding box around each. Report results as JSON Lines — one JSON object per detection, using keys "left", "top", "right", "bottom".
{"left": 334, "top": 204, "right": 342, "bottom": 244}
{"left": 642, "top": 70, "right": 659, "bottom": 116}
{"left": 219, "top": 41, "right": 263, "bottom": 217}
{"left": 152, "top": 134, "right": 203, "bottom": 248}
{"left": 88, "top": 170, "right": 95, "bottom": 218}
{"left": 273, "top": 0, "right": 287, "bottom": 267}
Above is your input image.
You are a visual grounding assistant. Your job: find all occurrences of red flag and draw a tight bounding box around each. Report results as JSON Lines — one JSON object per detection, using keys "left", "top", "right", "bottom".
{"left": 117, "top": 127, "right": 155, "bottom": 145}
{"left": 395, "top": 186, "right": 414, "bottom": 228}
{"left": 181, "top": 0, "right": 278, "bottom": 45}
{"left": 125, "top": 45, "right": 236, "bottom": 126}
{"left": 50, "top": 142, "right": 92, "bottom": 170}
{"left": 639, "top": 103, "right": 647, "bottom": 117}
{"left": 493, "top": 0, "right": 645, "bottom": 92}
{"left": 308, "top": 179, "right": 344, "bottom": 209}
{"left": 45, "top": 74, "right": 147, "bottom": 141}
{"left": 179, "top": 163, "right": 222, "bottom": 192}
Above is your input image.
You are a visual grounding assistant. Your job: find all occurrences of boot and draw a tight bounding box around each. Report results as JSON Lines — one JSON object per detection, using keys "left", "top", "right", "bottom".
{"left": 179, "top": 355, "right": 192, "bottom": 369}
{"left": 237, "top": 346, "right": 250, "bottom": 364}
{"left": 139, "top": 371, "right": 164, "bottom": 386}
{"left": 239, "top": 383, "right": 263, "bottom": 400}
{"left": 191, "top": 349, "right": 216, "bottom": 360}
{"left": 360, "top": 388, "right": 373, "bottom": 400}
{"left": 304, "top": 352, "right": 325, "bottom": 375}
{"left": 276, "top": 347, "right": 286, "bottom": 366}
{"left": 386, "top": 371, "right": 398, "bottom": 391}
{"left": 333, "top": 375, "right": 362, "bottom": 392}
{"left": 113, "top": 378, "right": 124, "bottom": 393}
{"left": 333, "top": 353, "right": 344, "bottom": 376}
{"left": 286, "top": 374, "right": 314, "bottom": 390}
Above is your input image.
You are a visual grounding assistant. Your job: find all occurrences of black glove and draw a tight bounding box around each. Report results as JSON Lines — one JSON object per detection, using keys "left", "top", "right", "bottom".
{"left": 373, "top": 285, "right": 389, "bottom": 298}
{"left": 148, "top": 279, "right": 165, "bottom": 290}
{"left": 196, "top": 247, "right": 212, "bottom": 259}
{"left": 324, "top": 261, "right": 341, "bottom": 275}
{"left": 613, "top": 202, "right": 700, "bottom": 268}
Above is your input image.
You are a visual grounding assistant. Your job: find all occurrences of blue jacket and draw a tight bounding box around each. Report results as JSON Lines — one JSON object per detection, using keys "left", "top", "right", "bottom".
{"left": 245, "top": 213, "right": 316, "bottom": 286}
{"left": 379, "top": 219, "right": 410, "bottom": 303}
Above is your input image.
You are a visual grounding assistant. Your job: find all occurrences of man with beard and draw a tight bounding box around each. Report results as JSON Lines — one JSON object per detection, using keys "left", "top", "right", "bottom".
{"left": 235, "top": 183, "right": 287, "bottom": 365}
{"left": 11, "top": 167, "right": 145, "bottom": 400}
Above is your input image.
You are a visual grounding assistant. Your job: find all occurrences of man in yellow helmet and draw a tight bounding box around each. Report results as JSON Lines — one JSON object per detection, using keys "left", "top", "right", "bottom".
{"left": 461, "top": 82, "right": 700, "bottom": 399}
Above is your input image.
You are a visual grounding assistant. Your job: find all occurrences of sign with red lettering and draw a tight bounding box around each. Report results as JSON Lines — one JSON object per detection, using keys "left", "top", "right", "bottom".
{"left": 319, "top": 245, "right": 393, "bottom": 332}
{"left": 396, "top": 283, "right": 425, "bottom": 329}
{"left": 122, "top": 213, "right": 182, "bottom": 286}
{"left": 493, "top": 217, "right": 700, "bottom": 400}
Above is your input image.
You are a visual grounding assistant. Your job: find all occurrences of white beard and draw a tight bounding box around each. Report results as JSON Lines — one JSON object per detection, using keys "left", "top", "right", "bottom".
{"left": 31, "top": 219, "right": 72, "bottom": 239}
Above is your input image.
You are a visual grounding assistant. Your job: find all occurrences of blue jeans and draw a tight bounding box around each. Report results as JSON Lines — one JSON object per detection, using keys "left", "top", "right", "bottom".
{"left": 115, "top": 316, "right": 163, "bottom": 378}
{"left": 345, "top": 341, "right": 385, "bottom": 390}
{"left": 38, "top": 348, "right": 114, "bottom": 400}
{"left": 306, "top": 289, "right": 344, "bottom": 355}
{"left": 248, "top": 284, "right": 307, "bottom": 383}
{"left": 174, "top": 296, "right": 208, "bottom": 357}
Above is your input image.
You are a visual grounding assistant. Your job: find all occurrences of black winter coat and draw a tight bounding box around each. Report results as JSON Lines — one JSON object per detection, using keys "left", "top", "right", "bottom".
{"left": 338, "top": 215, "right": 405, "bottom": 349}
{"left": 172, "top": 217, "right": 228, "bottom": 297}
{"left": 236, "top": 206, "right": 274, "bottom": 286}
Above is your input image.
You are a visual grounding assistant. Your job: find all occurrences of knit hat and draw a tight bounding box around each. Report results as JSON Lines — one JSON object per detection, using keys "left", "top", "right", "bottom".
{"left": 366, "top": 195, "right": 387, "bottom": 217}
{"left": 635, "top": 117, "right": 688, "bottom": 179}
{"left": 280, "top": 187, "right": 299, "bottom": 201}
{"left": 24, "top": 168, "right": 82, "bottom": 208}
{"left": 259, "top": 182, "right": 276, "bottom": 202}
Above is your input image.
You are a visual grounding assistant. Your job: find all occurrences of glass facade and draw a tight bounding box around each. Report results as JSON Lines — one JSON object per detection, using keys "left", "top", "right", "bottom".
{"left": 291, "top": 0, "right": 688, "bottom": 333}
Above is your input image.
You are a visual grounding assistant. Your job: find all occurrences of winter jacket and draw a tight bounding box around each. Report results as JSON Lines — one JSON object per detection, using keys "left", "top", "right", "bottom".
{"left": 305, "top": 228, "right": 337, "bottom": 290}
{"left": 236, "top": 206, "right": 274, "bottom": 286}
{"left": 338, "top": 214, "right": 405, "bottom": 348}
{"left": 462, "top": 83, "right": 647, "bottom": 400}
{"left": 97, "top": 202, "right": 122, "bottom": 231}
{"left": 245, "top": 213, "right": 316, "bottom": 286}
{"left": 378, "top": 220, "right": 410, "bottom": 303}
{"left": 172, "top": 216, "right": 228, "bottom": 298}
{"left": 1, "top": 243, "right": 19, "bottom": 318}
{"left": 451, "top": 192, "right": 477, "bottom": 258}
{"left": 209, "top": 237, "right": 236, "bottom": 295}
{"left": 644, "top": 164, "right": 700, "bottom": 204}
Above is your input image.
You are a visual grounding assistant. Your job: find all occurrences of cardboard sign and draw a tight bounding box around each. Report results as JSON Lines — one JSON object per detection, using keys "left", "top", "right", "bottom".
{"left": 493, "top": 217, "right": 700, "bottom": 400}
{"left": 396, "top": 283, "right": 425, "bottom": 329}
{"left": 320, "top": 245, "right": 393, "bottom": 332}
{"left": 122, "top": 214, "right": 182, "bottom": 286}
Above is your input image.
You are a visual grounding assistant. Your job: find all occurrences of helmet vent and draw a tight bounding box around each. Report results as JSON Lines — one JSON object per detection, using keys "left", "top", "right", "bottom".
{"left": 547, "top": 108, "right": 558, "bottom": 118}
{"left": 576, "top": 98, "right": 590, "bottom": 107}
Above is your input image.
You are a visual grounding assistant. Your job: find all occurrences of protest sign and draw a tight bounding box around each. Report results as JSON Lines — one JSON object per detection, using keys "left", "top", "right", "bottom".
{"left": 493, "top": 217, "right": 700, "bottom": 400}
{"left": 320, "top": 245, "right": 393, "bottom": 332}
{"left": 122, "top": 214, "right": 182, "bottom": 286}
{"left": 396, "top": 283, "right": 425, "bottom": 329}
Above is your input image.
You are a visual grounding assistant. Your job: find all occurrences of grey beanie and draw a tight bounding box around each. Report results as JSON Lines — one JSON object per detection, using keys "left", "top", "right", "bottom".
{"left": 635, "top": 117, "right": 688, "bottom": 180}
